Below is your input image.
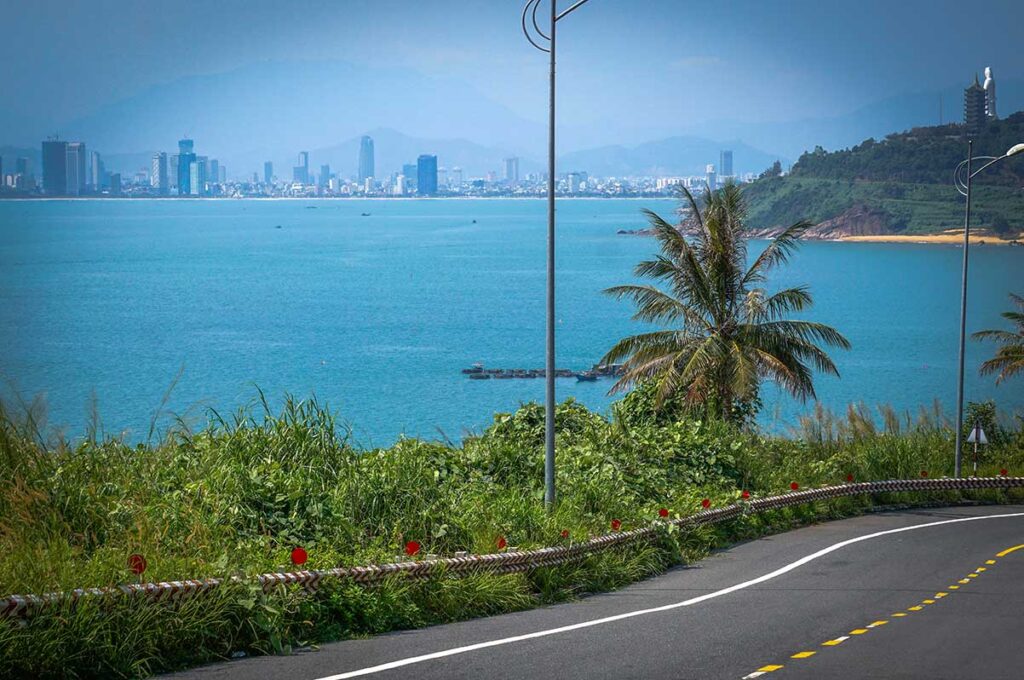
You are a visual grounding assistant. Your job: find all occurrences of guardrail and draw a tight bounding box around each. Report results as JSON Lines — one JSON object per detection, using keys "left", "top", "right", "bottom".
{"left": 3, "top": 476, "right": 1021, "bottom": 620}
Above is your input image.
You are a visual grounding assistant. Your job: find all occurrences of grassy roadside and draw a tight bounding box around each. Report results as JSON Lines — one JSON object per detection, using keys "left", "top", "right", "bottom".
{"left": 1, "top": 394, "right": 1022, "bottom": 678}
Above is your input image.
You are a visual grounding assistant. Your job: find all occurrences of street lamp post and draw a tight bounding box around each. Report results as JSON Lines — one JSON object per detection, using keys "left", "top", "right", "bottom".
{"left": 522, "top": 0, "right": 592, "bottom": 508}
{"left": 951, "top": 141, "right": 1024, "bottom": 477}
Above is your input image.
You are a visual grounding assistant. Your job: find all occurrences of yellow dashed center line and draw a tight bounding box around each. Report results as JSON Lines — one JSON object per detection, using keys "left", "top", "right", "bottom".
{"left": 740, "top": 542, "right": 1022, "bottom": 678}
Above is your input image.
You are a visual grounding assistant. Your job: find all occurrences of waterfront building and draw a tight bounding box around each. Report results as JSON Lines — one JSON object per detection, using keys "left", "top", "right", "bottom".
{"left": 983, "top": 66, "right": 998, "bottom": 120}
{"left": 451, "top": 166, "right": 463, "bottom": 187}
{"left": 705, "top": 164, "right": 717, "bottom": 191}
{"left": 264, "top": 161, "right": 273, "bottom": 185}
{"left": 358, "top": 136, "right": 374, "bottom": 182}
{"left": 42, "top": 139, "right": 68, "bottom": 195}
{"left": 189, "top": 157, "right": 207, "bottom": 196}
{"left": 320, "top": 164, "right": 331, "bottom": 188}
{"left": 169, "top": 155, "right": 179, "bottom": 190}
{"left": 90, "top": 151, "right": 104, "bottom": 190}
{"left": 66, "top": 142, "right": 86, "bottom": 196}
{"left": 964, "top": 74, "right": 987, "bottom": 133}
{"left": 402, "top": 163, "right": 417, "bottom": 191}
{"left": 417, "top": 155, "right": 438, "bottom": 196}
{"left": 504, "top": 156, "right": 519, "bottom": 184}
{"left": 178, "top": 139, "right": 195, "bottom": 196}
{"left": 395, "top": 175, "right": 406, "bottom": 195}
{"left": 151, "top": 152, "right": 169, "bottom": 195}
{"left": 219, "top": 166, "right": 226, "bottom": 183}
{"left": 438, "top": 166, "right": 448, "bottom": 187}
{"left": 209, "top": 159, "right": 219, "bottom": 187}
{"left": 109, "top": 173, "right": 121, "bottom": 195}
{"left": 293, "top": 151, "right": 310, "bottom": 184}
{"left": 719, "top": 150, "right": 733, "bottom": 178}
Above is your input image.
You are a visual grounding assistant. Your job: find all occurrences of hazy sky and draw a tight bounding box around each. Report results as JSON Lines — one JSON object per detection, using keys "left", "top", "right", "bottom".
{"left": 3, "top": 0, "right": 1023, "bottom": 153}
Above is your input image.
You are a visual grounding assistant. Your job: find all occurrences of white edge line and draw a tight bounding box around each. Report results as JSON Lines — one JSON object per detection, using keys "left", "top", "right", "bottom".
{"left": 314, "top": 512, "right": 1024, "bottom": 680}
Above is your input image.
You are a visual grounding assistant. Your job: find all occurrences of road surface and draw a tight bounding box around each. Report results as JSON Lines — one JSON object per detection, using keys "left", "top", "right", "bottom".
{"left": 165, "top": 505, "right": 1024, "bottom": 680}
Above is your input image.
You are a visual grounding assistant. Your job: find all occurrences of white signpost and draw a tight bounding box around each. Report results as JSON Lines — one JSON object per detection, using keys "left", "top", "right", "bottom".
{"left": 966, "top": 421, "right": 988, "bottom": 476}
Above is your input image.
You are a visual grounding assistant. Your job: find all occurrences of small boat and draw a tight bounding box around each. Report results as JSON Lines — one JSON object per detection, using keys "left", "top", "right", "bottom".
{"left": 274, "top": 225, "right": 283, "bottom": 229}
{"left": 461, "top": 363, "right": 484, "bottom": 375}
{"left": 576, "top": 371, "right": 598, "bottom": 382}
{"left": 469, "top": 373, "right": 491, "bottom": 380}
{"left": 361, "top": 212, "right": 371, "bottom": 217}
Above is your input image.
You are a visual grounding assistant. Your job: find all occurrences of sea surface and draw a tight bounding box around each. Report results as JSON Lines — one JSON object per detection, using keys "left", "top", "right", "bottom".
{"left": 1, "top": 198, "right": 1022, "bottom": 446}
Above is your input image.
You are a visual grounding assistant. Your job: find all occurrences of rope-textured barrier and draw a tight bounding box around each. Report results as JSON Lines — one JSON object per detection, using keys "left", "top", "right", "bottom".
{"left": 3, "top": 476, "right": 1021, "bottom": 619}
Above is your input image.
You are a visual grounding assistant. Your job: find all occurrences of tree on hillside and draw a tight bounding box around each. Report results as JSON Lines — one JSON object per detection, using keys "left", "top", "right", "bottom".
{"left": 973, "top": 293, "right": 1024, "bottom": 384}
{"left": 602, "top": 183, "right": 850, "bottom": 422}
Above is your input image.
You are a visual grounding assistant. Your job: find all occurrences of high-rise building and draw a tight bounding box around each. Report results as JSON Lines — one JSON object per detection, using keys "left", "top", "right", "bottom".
{"left": 293, "top": 151, "right": 310, "bottom": 184}
{"left": 417, "top": 154, "right": 438, "bottom": 196}
{"left": 178, "top": 139, "right": 196, "bottom": 196}
{"left": 219, "top": 166, "right": 226, "bottom": 183}
{"left": 451, "top": 166, "right": 463, "bottom": 187}
{"left": 705, "top": 164, "right": 717, "bottom": 191}
{"left": 964, "top": 74, "right": 987, "bottom": 133}
{"left": 402, "top": 163, "right": 418, "bottom": 191}
{"left": 504, "top": 157, "right": 520, "bottom": 184}
{"left": 264, "top": 161, "right": 273, "bottom": 184}
{"left": 66, "top": 142, "right": 86, "bottom": 196}
{"left": 438, "top": 166, "right": 448, "bottom": 187}
{"left": 189, "top": 157, "right": 207, "bottom": 196}
{"left": 719, "top": 150, "right": 733, "bottom": 178}
{"left": 42, "top": 139, "right": 68, "bottom": 195}
{"left": 109, "top": 173, "right": 121, "bottom": 196}
{"left": 358, "top": 136, "right": 374, "bottom": 182}
{"left": 90, "top": 151, "right": 104, "bottom": 190}
{"left": 151, "top": 153, "right": 169, "bottom": 195}
{"left": 209, "top": 159, "right": 219, "bottom": 186}
{"left": 15, "top": 157, "right": 35, "bottom": 190}
{"left": 320, "top": 164, "right": 331, "bottom": 188}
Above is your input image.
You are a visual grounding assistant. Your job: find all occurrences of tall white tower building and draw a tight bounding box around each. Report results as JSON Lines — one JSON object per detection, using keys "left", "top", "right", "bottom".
{"left": 983, "top": 66, "right": 998, "bottom": 120}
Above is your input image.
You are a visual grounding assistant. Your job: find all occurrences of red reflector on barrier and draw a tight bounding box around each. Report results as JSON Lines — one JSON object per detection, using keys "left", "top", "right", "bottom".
{"left": 1001, "top": 469, "right": 1008, "bottom": 476}
{"left": 741, "top": 490, "right": 750, "bottom": 499}
{"left": 701, "top": 498, "right": 711, "bottom": 508}
{"left": 611, "top": 519, "right": 622, "bottom": 531}
{"left": 790, "top": 482, "right": 799, "bottom": 491}
{"left": 921, "top": 470, "right": 928, "bottom": 478}
{"left": 497, "top": 536, "right": 507, "bottom": 550}
{"left": 846, "top": 473, "right": 854, "bottom": 482}
{"left": 290, "top": 547, "right": 308, "bottom": 566}
{"left": 405, "top": 541, "right": 421, "bottom": 556}
{"left": 560, "top": 529, "right": 570, "bottom": 539}
{"left": 128, "top": 554, "right": 147, "bottom": 575}
{"left": 658, "top": 508, "right": 669, "bottom": 518}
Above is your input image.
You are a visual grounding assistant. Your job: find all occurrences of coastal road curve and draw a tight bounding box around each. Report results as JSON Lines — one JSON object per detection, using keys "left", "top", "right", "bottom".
{"left": 165, "top": 505, "right": 1024, "bottom": 680}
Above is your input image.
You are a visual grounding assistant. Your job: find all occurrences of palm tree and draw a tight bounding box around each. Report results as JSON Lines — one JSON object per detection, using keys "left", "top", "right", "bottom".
{"left": 602, "top": 183, "right": 850, "bottom": 421}
{"left": 973, "top": 293, "right": 1024, "bottom": 384}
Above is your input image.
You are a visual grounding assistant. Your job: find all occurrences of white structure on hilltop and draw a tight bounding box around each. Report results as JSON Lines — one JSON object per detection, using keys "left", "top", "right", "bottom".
{"left": 983, "top": 66, "right": 998, "bottom": 120}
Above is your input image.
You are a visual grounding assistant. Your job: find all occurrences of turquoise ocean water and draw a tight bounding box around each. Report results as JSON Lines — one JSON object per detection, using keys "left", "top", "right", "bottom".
{"left": 1, "top": 198, "right": 1021, "bottom": 445}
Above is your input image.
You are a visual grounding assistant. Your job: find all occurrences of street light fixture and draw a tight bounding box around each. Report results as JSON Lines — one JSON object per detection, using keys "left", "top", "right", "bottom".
{"left": 951, "top": 140, "right": 1023, "bottom": 477}
{"left": 522, "top": 0, "right": 593, "bottom": 508}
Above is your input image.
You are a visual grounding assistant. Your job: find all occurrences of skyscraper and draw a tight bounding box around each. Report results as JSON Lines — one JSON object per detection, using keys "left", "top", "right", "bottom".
{"left": 90, "top": 151, "right": 104, "bottom": 190}
{"left": 417, "top": 154, "right": 438, "bottom": 196}
{"left": 719, "top": 150, "right": 733, "bottom": 178}
{"left": 151, "top": 152, "right": 169, "bottom": 195}
{"left": 209, "top": 159, "right": 219, "bottom": 187}
{"left": 504, "top": 157, "right": 520, "bottom": 184}
{"left": 189, "top": 157, "right": 207, "bottom": 196}
{"left": 178, "top": 139, "right": 196, "bottom": 196}
{"left": 293, "top": 151, "right": 309, "bottom": 184}
{"left": 320, "top": 164, "right": 331, "bottom": 188}
{"left": 451, "top": 166, "right": 463, "bottom": 187}
{"left": 264, "top": 161, "right": 273, "bottom": 184}
{"left": 66, "top": 142, "right": 86, "bottom": 196}
{"left": 705, "top": 164, "right": 717, "bottom": 192}
{"left": 42, "top": 139, "right": 68, "bottom": 195}
{"left": 358, "top": 136, "right": 374, "bottom": 182}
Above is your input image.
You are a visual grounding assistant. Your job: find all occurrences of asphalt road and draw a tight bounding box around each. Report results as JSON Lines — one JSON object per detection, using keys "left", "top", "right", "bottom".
{"left": 165, "top": 505, "right": 1024, "bottom": 680}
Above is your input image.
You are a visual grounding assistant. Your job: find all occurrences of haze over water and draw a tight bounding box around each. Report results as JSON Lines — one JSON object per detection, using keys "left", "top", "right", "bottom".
{"left": 1, "top": 198, "right": 1021, "bottom": 445}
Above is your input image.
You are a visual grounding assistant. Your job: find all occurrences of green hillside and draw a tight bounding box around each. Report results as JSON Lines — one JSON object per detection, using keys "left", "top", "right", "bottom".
{"left": 743, "top": 112, "right": 1024, "bottom": 237}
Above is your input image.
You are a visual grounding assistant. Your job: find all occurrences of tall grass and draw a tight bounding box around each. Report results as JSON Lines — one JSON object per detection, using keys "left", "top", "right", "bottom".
{"left": 1, "top": 393, "right": 1021, "bottom": 677}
